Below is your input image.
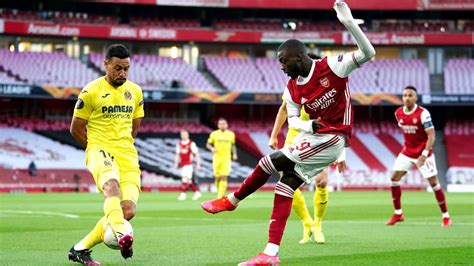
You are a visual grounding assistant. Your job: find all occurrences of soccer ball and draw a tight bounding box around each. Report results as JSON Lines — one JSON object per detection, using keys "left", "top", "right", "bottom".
{"left": 102, "top": 219, "right": 133, "bottom": 250}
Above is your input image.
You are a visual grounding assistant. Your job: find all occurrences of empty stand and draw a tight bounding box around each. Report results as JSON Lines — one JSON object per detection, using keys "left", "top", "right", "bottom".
{"left": 135, "top": 137, "right": 254, "bottom": 181}
{"left": 0, "top": 117, "right": 211, "bottom": 134}
{"left": 255, "top": 58, "right": 289, "bottom": 92}
{"left": 0, "top": 50, "right": 98, "bottom": 88}
{"left": 0, "top": 128, "right": 86, "bottom": 169}
{"left": 130, "top": 17, "right": 200, "bottom": 28}
{"left": 0, "top": 9, "right": 118, "bottom": 25}
{"left": 444, "top": 120, "right": 474, "bottom": 190}
{"left": 204, "top": 57, "right": 269, "bottom": 92}
{"left": 0, "top": 71, "right": 24, "bottom": 85}
{"left": 90, "top": 53, "right": 216, "bottom": 91}
{"left": 444, "top": 59, "right": 474, "bottom": 94}
{"left": 350, "top": 59, "right": 430, "bottom": 94}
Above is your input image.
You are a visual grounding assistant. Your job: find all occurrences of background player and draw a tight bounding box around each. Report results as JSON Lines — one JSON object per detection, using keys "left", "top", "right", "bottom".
{"left": 175, "top": 129, "right": 202, "bottom": 201}
{"left": 386, "top": 86, "right": 452, "bottom": 227}
{"left": 68, "top": 44, "right": 144, "bottom": 265}
{"left": 206, "top": 117, "right": 237, "bottom": 198}
{"left": 269, "top": 95, "right": 347, "bottom": 244}
{"left": 201, "top": 1, "right": 375, "bottom": 264}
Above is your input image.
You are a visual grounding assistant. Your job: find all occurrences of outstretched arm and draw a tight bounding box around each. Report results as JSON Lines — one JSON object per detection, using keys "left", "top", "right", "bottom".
{"left": 334, "top": 0, "right": 375, "bottom": 65}
{"left": 329, "top": 0, "right": 376, "bottom": 78}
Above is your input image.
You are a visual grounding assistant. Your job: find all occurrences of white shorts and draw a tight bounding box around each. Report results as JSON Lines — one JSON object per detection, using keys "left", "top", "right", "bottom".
{"left": 393, "top": 153, "right": 438, "bottom": 178}
{"left": 180, "top": 165, "right": 193, "bottom": 182}
{"left": 281, "top": 132, "right": 345, "bottom": 184}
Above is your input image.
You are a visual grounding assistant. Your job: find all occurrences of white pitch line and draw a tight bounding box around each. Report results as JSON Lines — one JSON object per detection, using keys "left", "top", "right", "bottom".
{"left": 129, "top": 216, "right": 474, "bottom": 226}
{"left": 0, "top": 210, "right": 79, "bottom": 219}
{"left": 2, "top": 210, "right": 470, "bottom": 226}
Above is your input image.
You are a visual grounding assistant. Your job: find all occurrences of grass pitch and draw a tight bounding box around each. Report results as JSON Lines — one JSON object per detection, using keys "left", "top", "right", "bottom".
{"left": 0, "top": 191, "right": 473, "bottom": 265}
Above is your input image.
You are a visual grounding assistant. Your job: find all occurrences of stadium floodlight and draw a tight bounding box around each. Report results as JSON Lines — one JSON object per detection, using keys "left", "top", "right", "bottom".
{"left": 282, "top": 20, "right": 297, "bottom": 31}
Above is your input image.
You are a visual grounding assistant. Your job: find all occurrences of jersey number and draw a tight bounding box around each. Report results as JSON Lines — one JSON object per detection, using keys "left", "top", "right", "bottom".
{"left": 295, "top": 141, "right": 311, "bottom": 151}
{"left": 425, "top": 159, "right": 434, "bottom": 171}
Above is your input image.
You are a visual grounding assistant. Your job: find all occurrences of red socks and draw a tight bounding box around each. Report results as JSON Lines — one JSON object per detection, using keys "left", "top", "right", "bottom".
{"left": 268, "top": 182, "right": 294, "bottom": 245}
{"left": 391, "top": 182, "right": 402, "bottom": 210}
{"left": 234, "top": 155, "right": 277, "bottom": 200}
{"left": 433, "top": 184, "right": 448, "bottom": 213}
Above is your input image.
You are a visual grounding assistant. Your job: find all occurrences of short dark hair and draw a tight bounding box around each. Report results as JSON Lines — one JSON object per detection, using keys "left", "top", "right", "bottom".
{"left": 277, "top": 39, "right": 307, "bottom": 55}
{"left": 404, "top": 85, "right": 417, "bottom": 93}
{"left": 105, "top": 44, "right": 130, "bottom": 60}
{"left": 307, "top": 53, "right": 321, "bottom": 60}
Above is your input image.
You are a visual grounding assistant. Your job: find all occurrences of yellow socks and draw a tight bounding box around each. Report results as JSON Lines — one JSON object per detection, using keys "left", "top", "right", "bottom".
{"left": 292, "top": 188, "right": 313, "bottom": 244}
{"left": 75, "top": 217, "right": 106, "bottom": 250}
{"left": 215, "top": 179, "right": 220, "bottom": 197}
{"left": 104, "top": 196, "right": 125, "bottom": 235}
{"left": 292, "top": 189, "right": 313, "bottom": 223}
{"left": 313, "top": 186, "right": 329, "bottom": 227}
{"left": 217, "top": 180, "right": 227, "bottom": 198}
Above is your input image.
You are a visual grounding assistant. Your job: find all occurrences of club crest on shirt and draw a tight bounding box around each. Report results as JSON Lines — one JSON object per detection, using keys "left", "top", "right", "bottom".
{"left": 413, "top": 118, "right": 418, "bottom": 123}
{"left": 124, "top": 90, "right": 132, "bottom": 100}
{"left": 320, "top": 77, "right": 330, "bottom": 88}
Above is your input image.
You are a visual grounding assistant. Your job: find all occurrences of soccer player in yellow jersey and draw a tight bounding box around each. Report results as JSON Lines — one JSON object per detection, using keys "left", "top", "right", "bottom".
{"left": 68, "top": 44, "right": 144, "bottom": 265}
{"left": 206, "top": 118, "right": 237, "bottom": 198}
{"left": 269, "top": 97, "right": 347, "bottom": 244}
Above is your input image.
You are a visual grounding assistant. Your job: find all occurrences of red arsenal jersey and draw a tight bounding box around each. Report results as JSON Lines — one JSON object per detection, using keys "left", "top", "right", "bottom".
{"left": 285, "top": 57, "right": 353, "bottom": 143}
{"left": 394, "top": 104, "right": 434, "bottom": 159}
{"left": 176, "top": 140, "right": 198, "bottom": 167}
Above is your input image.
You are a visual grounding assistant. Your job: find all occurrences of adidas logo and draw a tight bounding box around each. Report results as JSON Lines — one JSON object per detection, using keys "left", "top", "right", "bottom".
{"left": 301, "top": 97, "right": 308, "bottom": 104}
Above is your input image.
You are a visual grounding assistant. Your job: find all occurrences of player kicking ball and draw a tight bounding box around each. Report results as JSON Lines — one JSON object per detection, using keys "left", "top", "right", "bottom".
{"left": 175, "top": 129, "right": 202, "bottom": 201}
{"left": 269, "top": 95, "right": 347, "bottom": 244}
{"left": 386, "top": 86, "right": 452, "bottom": 227}
{"left": 68, "top": 44, "right": 144, "bottom": 265}
{"left": 201, "top": 1, "right": 375, "bottom": 264}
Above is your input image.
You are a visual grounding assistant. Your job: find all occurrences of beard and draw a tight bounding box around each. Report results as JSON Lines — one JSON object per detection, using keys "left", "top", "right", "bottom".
{"left": 112, "top": 78, "right": 126, "bottom": 87}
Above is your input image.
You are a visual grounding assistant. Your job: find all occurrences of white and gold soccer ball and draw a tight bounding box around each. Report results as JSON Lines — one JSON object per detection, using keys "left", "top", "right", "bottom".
{"left": 102, "top": 219, "right": 133, "bottom": 250}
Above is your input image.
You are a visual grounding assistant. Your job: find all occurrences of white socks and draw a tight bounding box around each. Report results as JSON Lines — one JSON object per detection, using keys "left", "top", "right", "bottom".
{"left": 263, "top": 243, "right": 279, "bottom": 256}
{"left": 228, "top": 193, "right": 240, "bottom": 206}
{"left": 394, "top": 209, "right": 403, "bottom": 215}
{"left": 74, "top": 243, "right": 87, "bottom": 251}
{"left": 442, "top": 212, "right": 450, "bottom": 218}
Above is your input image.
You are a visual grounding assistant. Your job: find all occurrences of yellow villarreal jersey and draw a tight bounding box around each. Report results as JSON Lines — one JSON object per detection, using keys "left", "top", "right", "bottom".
{"left": 73, "top": 77, "right": 145, "bottom": 153}
{"left": 208, "top": 129, "right": 235, "bottom": 160}
{"left": 284, "top": 98, "right": 310, "bottom": 145}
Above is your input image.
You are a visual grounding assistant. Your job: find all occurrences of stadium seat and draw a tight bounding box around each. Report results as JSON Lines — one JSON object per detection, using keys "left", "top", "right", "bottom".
{"left": 89, "top": 53, "right": 217, "bottom": 92}
{"left": 444, "top": 59, "right": 474, "bottom": 94}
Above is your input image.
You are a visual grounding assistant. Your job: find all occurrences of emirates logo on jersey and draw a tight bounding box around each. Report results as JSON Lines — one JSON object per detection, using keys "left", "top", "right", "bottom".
{"left": 320, "top": 77, "right": 330, "bottom": 88}
{"left": 413, "top": 118, "right": 418, "bottom": 124}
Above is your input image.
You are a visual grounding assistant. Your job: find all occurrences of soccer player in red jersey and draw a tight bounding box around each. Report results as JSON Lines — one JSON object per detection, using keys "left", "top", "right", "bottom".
{"left": 175, "top": 129, "right": 202, "bottom": 201}
{"left": 201, "top": 1, "right": 376, "bottom": 264}
{"left": 386, "top": 86, "right": 452, "bottom": 227}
